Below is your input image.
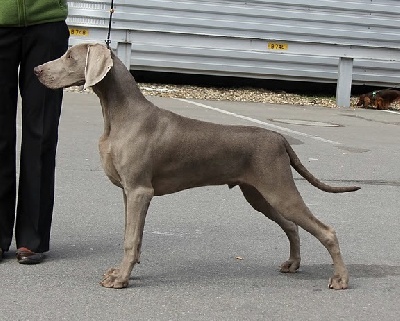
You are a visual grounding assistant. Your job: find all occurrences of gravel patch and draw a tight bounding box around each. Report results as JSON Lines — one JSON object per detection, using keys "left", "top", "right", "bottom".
{"left": 67, "top": 83, "right": 400, "bottom": 110}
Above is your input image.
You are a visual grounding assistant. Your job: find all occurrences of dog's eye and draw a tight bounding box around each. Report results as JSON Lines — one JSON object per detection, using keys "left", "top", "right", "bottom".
{"left": 66, "top": 53, "right": 73, "bottom": 59}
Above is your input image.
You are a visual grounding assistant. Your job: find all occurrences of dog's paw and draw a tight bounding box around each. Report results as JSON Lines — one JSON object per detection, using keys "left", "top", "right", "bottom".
{"left": 280, "top": 259, "right": 300, "bottom": 273}
{"left": 100, "top": 268, "right": 129, "bottom": 289}
{"left": 328, "top": 274, "right": 348, "bottom": 290}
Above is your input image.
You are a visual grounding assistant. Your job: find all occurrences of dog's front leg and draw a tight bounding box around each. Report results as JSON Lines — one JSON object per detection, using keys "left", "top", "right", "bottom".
{"left": 101, "top": 186, "right": 154, "bottom": 289}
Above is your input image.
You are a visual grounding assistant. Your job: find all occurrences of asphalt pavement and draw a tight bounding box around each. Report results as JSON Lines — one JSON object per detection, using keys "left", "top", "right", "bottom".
{"left": 1, "top": 91, "right": 399, "bottom": 321}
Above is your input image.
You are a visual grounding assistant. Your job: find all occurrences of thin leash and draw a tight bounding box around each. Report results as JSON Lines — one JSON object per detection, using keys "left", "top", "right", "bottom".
{"left": 105, "top": 0, "right": 115, "bottom": 48}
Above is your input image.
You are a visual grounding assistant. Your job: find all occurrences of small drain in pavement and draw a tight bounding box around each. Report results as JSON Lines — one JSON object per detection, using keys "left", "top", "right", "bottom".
{"left": 271, "top": 119, "right": 340, "bottom": 127}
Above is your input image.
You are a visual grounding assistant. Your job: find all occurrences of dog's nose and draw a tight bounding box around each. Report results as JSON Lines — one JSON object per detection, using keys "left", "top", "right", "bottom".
{"left": 34, "top": 66, "right": 42, "bottom": 76}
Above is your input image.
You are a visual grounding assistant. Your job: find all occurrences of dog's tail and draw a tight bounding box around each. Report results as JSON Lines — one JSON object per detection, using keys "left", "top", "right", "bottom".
{"left": 285, "top": 141, "right": 360, "bottom": 193}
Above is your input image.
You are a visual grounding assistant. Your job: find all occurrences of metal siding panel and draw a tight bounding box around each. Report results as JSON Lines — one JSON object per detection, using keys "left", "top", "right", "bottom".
{"left": 66, "top": 1, "right": 400, "bottom": 86}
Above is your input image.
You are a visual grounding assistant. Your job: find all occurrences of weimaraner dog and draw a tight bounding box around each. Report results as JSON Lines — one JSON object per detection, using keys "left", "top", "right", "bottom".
{"left": 35, "top": 43, "right": 360, "bottom": 290}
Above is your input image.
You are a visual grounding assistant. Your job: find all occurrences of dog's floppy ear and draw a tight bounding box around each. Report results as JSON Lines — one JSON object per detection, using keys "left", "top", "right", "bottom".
{"left": 84, "top": 44, "right": 113, "bottom": 89}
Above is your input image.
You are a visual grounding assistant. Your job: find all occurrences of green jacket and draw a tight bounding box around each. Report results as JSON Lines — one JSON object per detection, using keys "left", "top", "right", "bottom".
{"left": 0, "top": 0, "right": 68, "bottom": 27}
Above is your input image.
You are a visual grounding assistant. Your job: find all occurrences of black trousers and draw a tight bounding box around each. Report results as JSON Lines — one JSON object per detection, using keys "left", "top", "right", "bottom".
{"left": 0, "top": 21, "right": 69, "bottom": 253}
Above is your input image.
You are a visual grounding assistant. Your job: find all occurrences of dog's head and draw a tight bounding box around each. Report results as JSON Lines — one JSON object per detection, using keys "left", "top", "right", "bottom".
{"left": 356, "top": 94, "right": 371, "bottom": 107}
{"left": 35, "top": 43, "right": 113, "bottom": 90}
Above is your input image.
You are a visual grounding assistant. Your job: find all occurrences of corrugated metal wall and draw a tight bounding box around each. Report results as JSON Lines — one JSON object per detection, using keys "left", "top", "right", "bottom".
{"left": 67, "top": 0, "right": 400, "bottom": 87}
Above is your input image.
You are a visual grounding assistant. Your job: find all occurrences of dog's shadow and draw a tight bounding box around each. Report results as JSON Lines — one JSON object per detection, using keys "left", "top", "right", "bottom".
{"left": 130, "top": 260, "right": 400, "bottom": 288}
{"left": 46, "top": 246, "right": 400, "bottom": 289}
{"left": 291, "top": 263, "right": 400, "bottom": 280}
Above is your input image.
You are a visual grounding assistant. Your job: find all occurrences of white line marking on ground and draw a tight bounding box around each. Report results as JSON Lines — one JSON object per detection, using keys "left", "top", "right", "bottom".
{"left": 176, "top": 98, "right": 342, "bottom": 146}
{"left": 383, "top": 110, "right": 400, "bottom": 115}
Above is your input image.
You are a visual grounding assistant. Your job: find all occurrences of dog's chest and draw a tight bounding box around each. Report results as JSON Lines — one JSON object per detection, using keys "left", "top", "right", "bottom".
{"left": 99, "top": 137, "right": 122, "bottom": 187}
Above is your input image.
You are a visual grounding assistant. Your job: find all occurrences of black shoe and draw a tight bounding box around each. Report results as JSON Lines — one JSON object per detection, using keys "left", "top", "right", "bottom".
{"left": 0, "top": 249, "right": 3, "bottom": 262}
{"left": 16, "top": 248, "right": 45, "bottom": 265}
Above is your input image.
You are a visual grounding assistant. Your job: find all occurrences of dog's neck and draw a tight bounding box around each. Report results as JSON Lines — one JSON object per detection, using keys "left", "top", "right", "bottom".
{"left": 92, "top": 54, "right": 147, "bottom": 108}
{"left": 92, "top": 54, "right": 154, "bottom": 135}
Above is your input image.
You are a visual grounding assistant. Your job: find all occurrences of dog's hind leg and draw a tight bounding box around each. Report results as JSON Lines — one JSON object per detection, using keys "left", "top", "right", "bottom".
{"left": 255, "top": 178, "right": 349, "bottom": 290}
{"left": 101, "top": 185, "right": 154, "bottom": 289}
{"left": 239, "top": 184, "right": 301, "bottom": 273}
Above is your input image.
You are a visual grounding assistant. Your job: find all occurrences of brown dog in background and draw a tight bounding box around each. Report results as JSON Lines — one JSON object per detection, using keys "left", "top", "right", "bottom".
{"left": 356, "top": 89, "right": 400, "bottom": 110}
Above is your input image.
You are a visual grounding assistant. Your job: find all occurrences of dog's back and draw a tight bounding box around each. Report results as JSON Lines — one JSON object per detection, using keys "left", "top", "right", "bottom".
{"left": 356, "top": 89, "right": 400, "bottom": 109}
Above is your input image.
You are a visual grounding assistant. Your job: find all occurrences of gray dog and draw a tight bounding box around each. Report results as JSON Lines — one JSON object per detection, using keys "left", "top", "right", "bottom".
{"left": 35, "top": 43, "right": 359, "bottom": 290}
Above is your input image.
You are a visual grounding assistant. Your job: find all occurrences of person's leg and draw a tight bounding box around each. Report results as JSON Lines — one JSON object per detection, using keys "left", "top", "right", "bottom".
{"left": 15, "top": 21, "right": 69, "bottom": 254}
{"left": 0, "top": 28, "right": 22, "bottom": 253}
